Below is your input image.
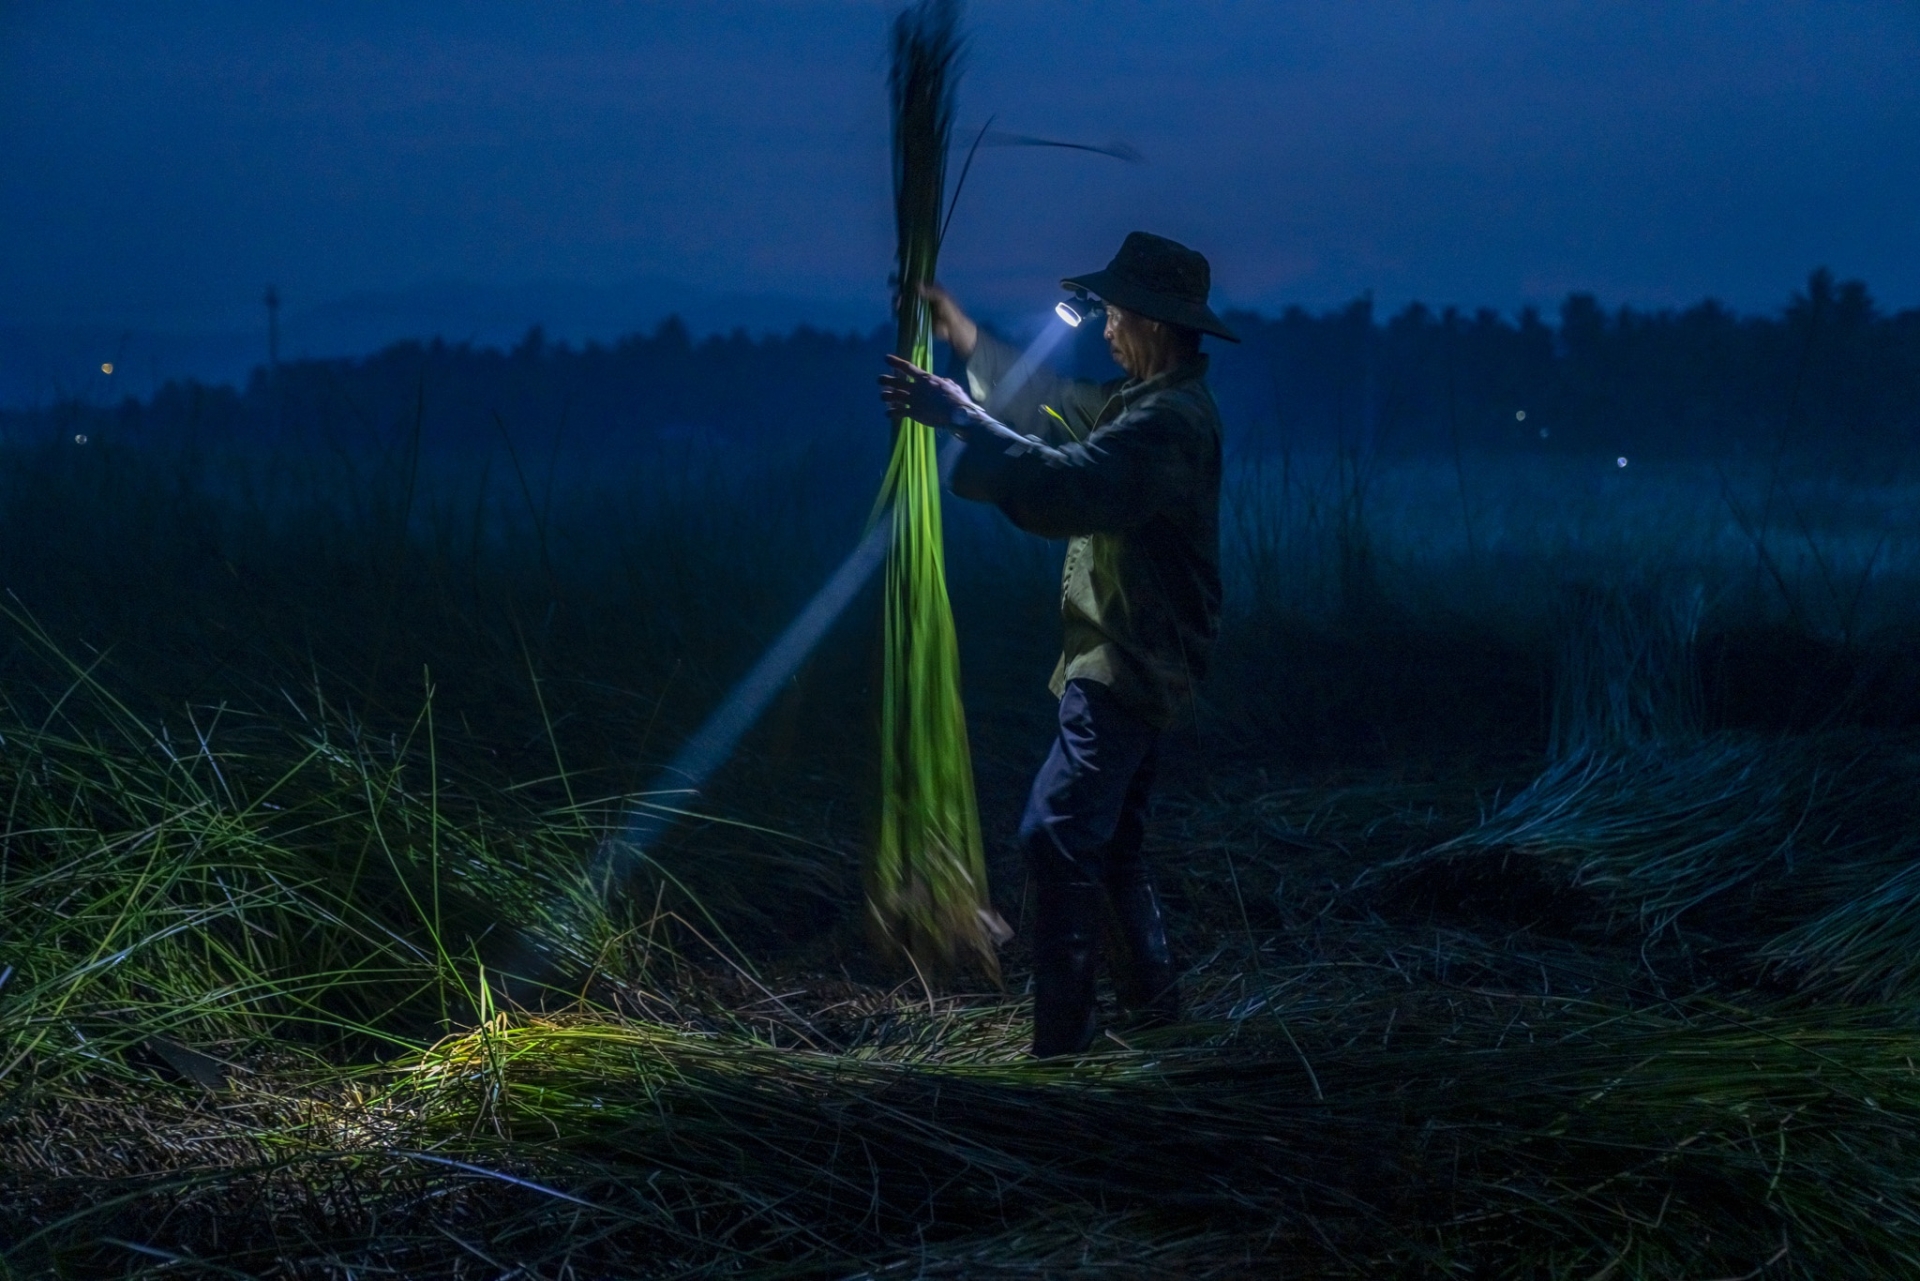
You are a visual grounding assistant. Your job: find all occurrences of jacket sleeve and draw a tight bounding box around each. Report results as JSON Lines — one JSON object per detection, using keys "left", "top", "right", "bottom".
{"left": 964, "top": 333, "right": 1110, "bottom": 445}
{"left": 952, "top": 403, "right": 1197, "bottom": 538}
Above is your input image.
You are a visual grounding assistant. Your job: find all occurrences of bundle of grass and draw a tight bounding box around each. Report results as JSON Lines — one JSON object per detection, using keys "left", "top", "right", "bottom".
{"left": 1366, "top": 732, "right": 1920, "bottom": 994}
{"left": 1762, "top": 816, "right": 1920, "bottom": 1000}
{"left": 1549, "top": 576, "right": 1704, "bottom": 759}
{"left": 868, "top": 0, "right": 998, "bottom": 977}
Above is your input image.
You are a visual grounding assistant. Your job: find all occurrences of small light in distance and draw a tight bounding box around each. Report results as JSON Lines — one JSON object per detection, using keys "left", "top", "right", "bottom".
{"left": 1515, "top": 409, "right": 1526, "bottom": 421}
{"left": 1616, "top": 456, "right": 1629, "bottom": 468}
{"left": 74, "top": 434, "right": 88, "bottom": 445}
{"left": 100, "top": 362, "right": 113, "bottom": 375}
{"left": 1539, "top": 427, "right": 1549, "bottom": 439}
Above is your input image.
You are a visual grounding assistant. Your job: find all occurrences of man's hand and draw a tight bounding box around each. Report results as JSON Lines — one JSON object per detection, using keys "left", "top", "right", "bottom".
{"left": 879, "top": 354, "right": 982, "bottom": 434}
{"left": 919, "top": 282, "right": 978, "bottom": 360}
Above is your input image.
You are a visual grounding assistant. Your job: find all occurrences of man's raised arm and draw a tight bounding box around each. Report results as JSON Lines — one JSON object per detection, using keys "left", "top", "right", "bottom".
{"left": 922, "top": 283, "right": 1106, "bottom": 443}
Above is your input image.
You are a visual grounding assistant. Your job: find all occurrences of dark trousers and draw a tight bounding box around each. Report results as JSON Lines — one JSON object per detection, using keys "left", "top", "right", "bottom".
{"left": 1020, "top": 678, "right": 1160, "bottom": 891}
{"left": 1019, "top": 679, "right": 1178, "bottom": 1054}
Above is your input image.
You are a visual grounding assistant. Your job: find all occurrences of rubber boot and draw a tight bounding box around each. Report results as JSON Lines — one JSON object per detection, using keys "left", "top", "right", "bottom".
{"left": 1108, "top": 875, "right": 1180, "bottom": 1028}
{"left": 1031, "top": 880, "right": 1102, "bottom": 1057}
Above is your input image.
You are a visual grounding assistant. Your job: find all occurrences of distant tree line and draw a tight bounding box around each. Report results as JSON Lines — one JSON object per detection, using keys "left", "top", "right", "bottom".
{"left": 9, "top": 270, "right": 1916, "bottom": 472}
{"left": 1217, "top": 269, "right": 1920, "bottom": 468}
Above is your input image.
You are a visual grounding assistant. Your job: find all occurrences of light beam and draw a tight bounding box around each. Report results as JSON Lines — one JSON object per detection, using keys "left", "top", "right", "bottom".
{"left": 599, "top": 314, "right": 1072, "bottom": 872}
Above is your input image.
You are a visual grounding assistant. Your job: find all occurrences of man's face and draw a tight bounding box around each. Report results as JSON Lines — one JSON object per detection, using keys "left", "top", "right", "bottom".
{"left": 1103, "top": 303, "right": 1150, "bottom": 378}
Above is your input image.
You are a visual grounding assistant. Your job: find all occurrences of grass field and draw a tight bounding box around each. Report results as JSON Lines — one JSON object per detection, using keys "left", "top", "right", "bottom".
{"left": 3, "top": 378, "right": 1919, "bottom": 1276}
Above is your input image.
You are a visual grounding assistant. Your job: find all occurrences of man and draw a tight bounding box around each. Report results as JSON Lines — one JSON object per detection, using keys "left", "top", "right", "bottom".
{"left": 880, "top": 231, "right": 1235, "bottom": 1056}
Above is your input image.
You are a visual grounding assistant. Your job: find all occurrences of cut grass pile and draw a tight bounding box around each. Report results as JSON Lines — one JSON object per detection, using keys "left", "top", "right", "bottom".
{"left": 1370, "top": 733, "right": 1920, "bottom": 998}
{"left": 10, "top": 994, "right": 1920, "bottom": 1275}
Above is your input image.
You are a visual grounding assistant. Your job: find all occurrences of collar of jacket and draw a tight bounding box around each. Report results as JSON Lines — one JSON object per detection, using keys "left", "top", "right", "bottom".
{"left": 1118, "top": 352, "right": 1211, "bottom": 408}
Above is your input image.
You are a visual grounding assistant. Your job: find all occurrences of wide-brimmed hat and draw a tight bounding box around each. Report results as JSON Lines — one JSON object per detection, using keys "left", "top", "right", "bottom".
{"left": 1062, "top": 231, "right": 1240, "bottom": 343}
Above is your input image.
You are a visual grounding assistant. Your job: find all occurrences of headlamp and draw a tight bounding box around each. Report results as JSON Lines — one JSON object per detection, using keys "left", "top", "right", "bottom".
{"left": 1054, "top": 289, "right": 1105, "bottom": 329}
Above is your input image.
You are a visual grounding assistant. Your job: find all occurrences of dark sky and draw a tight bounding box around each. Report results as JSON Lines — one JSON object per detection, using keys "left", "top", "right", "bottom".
{"left": 6, "top": 0, "right": 1920, "bottom": 338}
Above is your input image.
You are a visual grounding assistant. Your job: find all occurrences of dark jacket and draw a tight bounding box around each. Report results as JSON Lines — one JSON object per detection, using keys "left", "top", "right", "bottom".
{"left": 950, "top": 333, "right": 1224, "bottom": 728}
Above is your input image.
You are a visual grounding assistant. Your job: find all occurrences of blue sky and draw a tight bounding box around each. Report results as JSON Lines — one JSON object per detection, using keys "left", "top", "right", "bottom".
{"left": 5, "top": 0, "right": 1919, "bottom": 338}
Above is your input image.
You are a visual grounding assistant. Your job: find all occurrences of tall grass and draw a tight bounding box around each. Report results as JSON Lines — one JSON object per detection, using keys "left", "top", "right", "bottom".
{"left": 0, "top": 613, "right": 629, "bottom": 1096}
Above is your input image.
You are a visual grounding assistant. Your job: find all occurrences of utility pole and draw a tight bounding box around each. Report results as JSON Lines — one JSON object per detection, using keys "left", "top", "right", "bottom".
{"left": 264, "top": 284, "right": 283, "bottom": 432}
{"left": 263, "top": 284, "right": 281, "bottom": 369}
